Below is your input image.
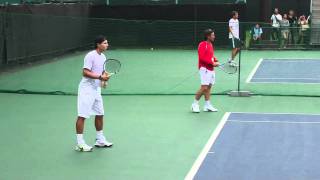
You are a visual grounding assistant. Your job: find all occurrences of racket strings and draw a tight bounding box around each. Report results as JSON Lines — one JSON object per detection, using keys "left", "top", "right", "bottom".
{"left": 104, "top": 59, "right": 121, "bottom": 74}
{"left": 220, "top": 63, "right": 237, "bottom": 74}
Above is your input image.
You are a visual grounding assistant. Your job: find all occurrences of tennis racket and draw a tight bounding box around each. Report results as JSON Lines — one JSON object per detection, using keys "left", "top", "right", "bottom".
{"left": 218, "top": 62, "right": 238, "bottom": 74}
{"left": 101, "top": 58, "right": 121, "bottom": 88}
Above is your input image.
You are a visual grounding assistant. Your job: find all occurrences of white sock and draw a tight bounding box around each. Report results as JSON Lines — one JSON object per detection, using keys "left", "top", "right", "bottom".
{"left": 194, "top": 99, "right": 199, "bottom": 104}
{"left": 96, "top": 130, "right": 104, "bottom": 139}
{"left": 205, "top": 101, "right": 211, "bottom": 106}
{"left": 76, "top": 134, "right": 85, "bottom": 145}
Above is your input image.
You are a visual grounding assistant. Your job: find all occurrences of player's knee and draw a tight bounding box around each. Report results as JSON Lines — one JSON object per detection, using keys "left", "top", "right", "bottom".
{"left": 201, "top": 86, "right": 209, "bottom": 91}
{"left": 77, "top": 116, "right": 86, "bottom": 121}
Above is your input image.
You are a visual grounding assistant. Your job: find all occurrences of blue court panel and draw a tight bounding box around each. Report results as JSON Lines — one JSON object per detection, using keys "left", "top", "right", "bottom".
{"left": 194, "top": 113, "right": 320, "bottom": 180}
{"left": 250, "top": 59, "right": 320, "bottom": 83}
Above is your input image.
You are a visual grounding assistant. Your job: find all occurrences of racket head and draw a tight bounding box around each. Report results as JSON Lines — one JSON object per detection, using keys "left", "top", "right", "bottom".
{"left": 103, "top": 58, "right": 121, "bottom": 75}
{"left": 219, "top": 62, "right": 238, "bottom": 74}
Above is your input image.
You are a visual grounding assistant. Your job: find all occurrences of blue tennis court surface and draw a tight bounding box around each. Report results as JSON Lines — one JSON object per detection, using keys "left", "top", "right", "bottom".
{"left": 248, "top": 59, "right": 320, "bottom": 83}
{"left": 186, "top": 112, "right": 320, "bottom": 180}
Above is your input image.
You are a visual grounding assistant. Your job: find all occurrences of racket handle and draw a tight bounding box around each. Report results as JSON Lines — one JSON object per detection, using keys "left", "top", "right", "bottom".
{"left": 101, "top": 72, "right": 115, "bottom": 88}
{"left": 107, "top": 73, "right": 115, "bottom": 77}
{"left": 101, "top": 81, "right": 108, "bottom": 88}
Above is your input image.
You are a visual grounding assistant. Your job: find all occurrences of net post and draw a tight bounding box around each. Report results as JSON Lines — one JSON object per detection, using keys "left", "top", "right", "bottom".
{"left": 237, "top": 47, "right": 241, "bottom": 91}
{"left": 229, "top": 44, "right": 251, "bottom": 97}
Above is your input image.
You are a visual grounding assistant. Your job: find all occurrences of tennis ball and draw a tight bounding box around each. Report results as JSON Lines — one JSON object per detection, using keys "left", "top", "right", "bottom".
{"left": 150, "top": 48, "right": 154, "bottom": 51}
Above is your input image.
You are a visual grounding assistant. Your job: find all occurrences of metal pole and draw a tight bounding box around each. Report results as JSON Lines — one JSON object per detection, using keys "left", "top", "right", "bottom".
{"left": 229, "top": 40, "right": 250, "bottom": 97}
{"left": 237, "top": 47, "right": 241, "bottom": 92}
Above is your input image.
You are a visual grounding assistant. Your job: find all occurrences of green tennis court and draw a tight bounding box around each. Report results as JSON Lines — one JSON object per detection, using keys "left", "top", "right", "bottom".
{"left": 1, "top": 49, "right": 320, "bottom": 179}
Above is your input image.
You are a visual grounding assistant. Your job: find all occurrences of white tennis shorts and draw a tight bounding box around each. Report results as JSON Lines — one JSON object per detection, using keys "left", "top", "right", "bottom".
{"left": 199, "top": 67, "right": 215, "bottom": 85}
{"left": 77, "top": 82, "right": 104, "bottom": 119}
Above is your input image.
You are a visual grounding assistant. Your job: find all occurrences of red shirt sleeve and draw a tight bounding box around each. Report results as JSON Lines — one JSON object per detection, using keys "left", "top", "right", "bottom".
{"left": 198, "top": 42, "right": 213, "bottom": 65}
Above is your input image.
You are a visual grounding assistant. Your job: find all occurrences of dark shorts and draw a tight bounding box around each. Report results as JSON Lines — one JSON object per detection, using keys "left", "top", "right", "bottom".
{"left": 229, "top": 38, "right": 241, "bottom": 49}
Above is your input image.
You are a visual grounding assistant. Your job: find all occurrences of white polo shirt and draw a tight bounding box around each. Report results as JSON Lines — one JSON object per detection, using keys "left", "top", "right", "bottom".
{"left": 81, "top": 50, "right": 106, "bottom": 88}
{"left": 229, "top": 18, "right": 239, "bottom": 39}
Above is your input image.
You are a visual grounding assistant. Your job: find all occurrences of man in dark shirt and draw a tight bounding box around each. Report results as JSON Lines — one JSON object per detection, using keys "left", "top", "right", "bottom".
{"left": 288, "top": 10, "right": 298, "bottom": 44}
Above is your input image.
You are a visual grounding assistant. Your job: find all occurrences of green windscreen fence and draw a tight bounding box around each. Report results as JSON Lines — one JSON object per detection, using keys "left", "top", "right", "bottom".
{"left": 0, "top": 0, "right": 245, "bottom": 5}
{"left": 0, "top": 13, "right": 319, "bottom": 97}
{"left": 4, "top": 13, "right": 89, "bottom": 64}
{"left": 107, "top": 0, "right": 245, "bottom": 5}
{"left": 0, "top": 13, "right": 5, "bottom": 67}
{"left": 108, "top": 0, "right": 176, "bottom": 5}
{"left": 1, "top": 13, "right": 237, "bottom": 64}
{"left": 178, "top": 0, "right": 245, "bottom": 5}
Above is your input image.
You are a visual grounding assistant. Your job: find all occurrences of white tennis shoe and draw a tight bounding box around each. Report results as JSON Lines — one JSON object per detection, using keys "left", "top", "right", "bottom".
{"left": 204, "top": 104, "right": 218, "bottom": 112}
{"left": 95, "top": 136, "right": 113, "bottom": 148}
{"left": 191, "top": 103, "right": 200, "bottom": 113}
{"left": 75, "top": 143, "right": 93, "bottom": 152}
{"left": 228, "top": 60, "right": 238, "bottom": 67}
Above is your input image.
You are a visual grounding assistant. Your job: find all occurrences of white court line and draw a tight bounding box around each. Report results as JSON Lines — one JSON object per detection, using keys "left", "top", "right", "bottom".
{"left": 246, "top": 58, "right": 263, "bottom": 83}
{"left": 230, "top": 112, "right": 320, "bottom": 116}
{"left": 263, "top": 58, "right": 320, "bottom": 61}
{"left": 228, "top": 112, "right": 320, "bottom": 124}
{"left": 247, "top": 81, "right": 320, "bottom": 85}
{"left": 264, "top": 60, "right": 320, "bottom": 62}
{"left": 246, "top": 58, "right": 320, "bottom": 84}
{"left": 228, "top": 120, "right": 320, "bottom": 124}
{"left": 184, "top": 112, "right": 320, "bottom": 180}
{"left": 250, "top": 77, "right": 320, "bottom": 84}
{"left": 252, "top": 78, "right": 320, "bottom": 80}
{"left": 184, "top": 112, "right": 230, "bottom": 180}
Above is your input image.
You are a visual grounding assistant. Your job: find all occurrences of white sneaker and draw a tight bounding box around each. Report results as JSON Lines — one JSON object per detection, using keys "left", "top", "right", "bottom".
{"left": 95, "top": 136, "right": 113, "bottom": 148}
{"left": 191, "top": 103, "right": 200, "bottom": 113}
{"left": 75, "top": 143, "right": 93, "bottom": 152}
{"left": 228, "top": 60, "right": 238, "bottom": 67}
{"left": 203, "top": 104, "right": 218, "bottom": 112}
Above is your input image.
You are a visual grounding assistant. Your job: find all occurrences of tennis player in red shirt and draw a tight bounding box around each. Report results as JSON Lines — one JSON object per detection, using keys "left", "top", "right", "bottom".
{"left": 191, "top": 29, "right": 219, "bottom": 113}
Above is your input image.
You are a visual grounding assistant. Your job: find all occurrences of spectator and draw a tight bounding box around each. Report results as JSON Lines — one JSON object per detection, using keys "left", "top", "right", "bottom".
{"left": 288, "top": 10, "right": 298, "bottom": 44}
{"left": 270, "top": 8, "right": 282, "bottom": 42}
{"left": 280, "top": 14, "right": 290, "bottom": 48}
{"left": 298, "top": 15, "right": 310, "bottom": 44}
{"left": 251, "top": 24, "right": 263, "bottom": 43}
{"left": 307, "top": 14, "right": 311, "bottom": 24}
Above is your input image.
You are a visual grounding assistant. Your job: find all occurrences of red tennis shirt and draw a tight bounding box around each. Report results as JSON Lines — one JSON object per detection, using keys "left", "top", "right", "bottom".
{"left": 198, "top": 41, "right": 218, "bottom": 71}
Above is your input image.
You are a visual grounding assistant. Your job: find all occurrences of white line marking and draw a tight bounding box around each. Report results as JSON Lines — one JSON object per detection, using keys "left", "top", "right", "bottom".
{"left": 252, "top": 78, "right": 320, "bottom": 80}
{"left": 184, "top": 112, "right": 230, "bottom": 180}
{"left": 263, "top": 58, "right": 320, "bottom": 61}
{"left": 228, "top": 120, "right": 320, "bottom": 124}
{"left": 264, "top": 60, "right": 320, "bottom": 63}
{"left": 184, "top": 112, "right": 320, "bottom": 180}
{"left": 247, "top": 81, "right": 320, "bottom": 84}
{"left": 246, "top": 58, "right": 263, "bottom": 83}
{"left": 230, "top": 112, "right": 320, "bottom": 116}
{"left": 247, "top": 58, "right": 320, "bottom": 84}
